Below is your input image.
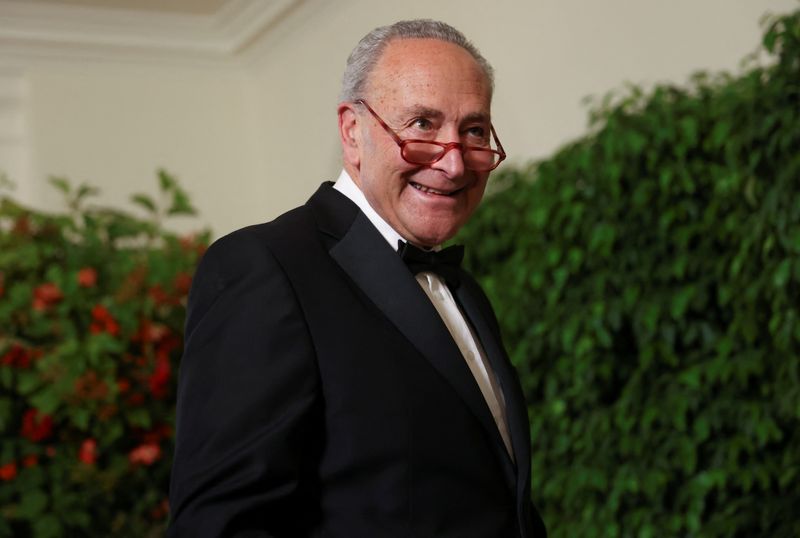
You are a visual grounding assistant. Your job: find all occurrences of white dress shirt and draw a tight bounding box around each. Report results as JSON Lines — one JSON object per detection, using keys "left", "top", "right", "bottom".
{"left": 334, "top": 170, "right": 514, "bottom": 459}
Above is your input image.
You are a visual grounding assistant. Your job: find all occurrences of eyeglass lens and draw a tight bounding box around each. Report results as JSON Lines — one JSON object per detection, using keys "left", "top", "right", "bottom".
{"left": 402, "top": 142, "right": 499, "bottom": 171}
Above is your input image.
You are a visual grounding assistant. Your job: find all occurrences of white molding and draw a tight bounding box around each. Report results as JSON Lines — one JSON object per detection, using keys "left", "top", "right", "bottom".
{"left": 0, "top": 0, "right": 301, "bottom": 65}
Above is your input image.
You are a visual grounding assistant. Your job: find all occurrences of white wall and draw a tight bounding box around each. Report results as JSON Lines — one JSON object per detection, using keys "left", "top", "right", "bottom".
{"left": 25, "top": 65, "right": 256, "bottom": 233}
{"left": 1, "top": 0, "right": 796, "bottom": 238}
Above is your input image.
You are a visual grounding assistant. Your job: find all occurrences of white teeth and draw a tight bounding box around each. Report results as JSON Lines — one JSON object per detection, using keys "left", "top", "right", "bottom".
{"left": 412, "top": 183, "right": 451, "bottom": 195}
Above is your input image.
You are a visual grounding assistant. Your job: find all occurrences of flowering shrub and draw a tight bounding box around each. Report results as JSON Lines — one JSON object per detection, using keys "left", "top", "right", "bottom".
{"left": 0, "top": 171, "right": 209, "bottom": 537}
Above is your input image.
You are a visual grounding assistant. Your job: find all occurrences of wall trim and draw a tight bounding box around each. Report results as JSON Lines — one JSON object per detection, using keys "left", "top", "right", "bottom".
{"left": 0, "top": 0, "right": 301, "bottom": 66}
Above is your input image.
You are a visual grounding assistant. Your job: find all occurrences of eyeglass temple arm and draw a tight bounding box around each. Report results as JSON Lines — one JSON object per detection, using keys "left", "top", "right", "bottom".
{"left": 354, "top": 99, "right": 405, "bottom": 146}
{"left": 490, "top": 125, "right": 505, "bottom": 157}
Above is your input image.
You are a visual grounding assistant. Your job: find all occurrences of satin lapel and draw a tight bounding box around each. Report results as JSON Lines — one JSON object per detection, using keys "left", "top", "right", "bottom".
{"left": 328, "top": 211, "right": 507, "bottom": 457}
{"left": 454, "top": 278, "right": 532, "bottom": 497}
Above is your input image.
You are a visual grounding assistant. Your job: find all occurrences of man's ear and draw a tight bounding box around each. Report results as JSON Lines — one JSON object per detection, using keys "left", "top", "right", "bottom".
{"left": 338, "top": 103, "right": 361, "bottom": 169}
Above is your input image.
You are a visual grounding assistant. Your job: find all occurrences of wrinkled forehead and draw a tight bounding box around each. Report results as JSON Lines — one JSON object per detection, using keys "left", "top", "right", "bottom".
{"left": 364, "top": 38, "right": 493, "bottom": 108}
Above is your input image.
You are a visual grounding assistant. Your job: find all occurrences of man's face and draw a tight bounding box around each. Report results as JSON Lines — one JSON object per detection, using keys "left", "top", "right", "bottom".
{"left": 342, "top": 38, "right": 494, "bottom": 248}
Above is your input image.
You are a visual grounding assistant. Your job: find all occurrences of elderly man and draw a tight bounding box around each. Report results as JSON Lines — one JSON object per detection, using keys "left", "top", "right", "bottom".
{"left": 169, "top": 19, "right": 547, "bottom": 538}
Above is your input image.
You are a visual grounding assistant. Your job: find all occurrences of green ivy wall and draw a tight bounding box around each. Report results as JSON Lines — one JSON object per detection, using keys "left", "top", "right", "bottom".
{"left": 458, "top": 10, "right": 800, "bottom": 538}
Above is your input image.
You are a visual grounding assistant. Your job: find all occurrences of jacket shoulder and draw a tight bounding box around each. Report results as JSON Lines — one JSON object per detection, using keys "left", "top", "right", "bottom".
{"left": 216, "top": 205, "right": 313, "bottom": 248}
{"left": 204, "top": 205, "right": 315, "bottom": 263}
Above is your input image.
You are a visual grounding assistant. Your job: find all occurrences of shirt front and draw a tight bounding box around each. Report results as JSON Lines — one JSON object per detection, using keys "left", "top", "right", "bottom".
{"left": 334, "top": 170, "right": 514, "bottom": 459}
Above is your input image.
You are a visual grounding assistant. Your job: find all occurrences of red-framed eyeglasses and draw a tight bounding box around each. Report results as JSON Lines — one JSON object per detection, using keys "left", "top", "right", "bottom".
{"left": 355, "top": 99, "right": 506, "bottom": 172}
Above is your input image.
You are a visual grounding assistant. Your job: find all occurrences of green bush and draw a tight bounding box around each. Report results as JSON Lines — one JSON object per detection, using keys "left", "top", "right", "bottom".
{"left": 459, "top": 9, "right": 800, "bottom": 538}
{"left": 0, "top": 172, "right": 208, "bottom": 537}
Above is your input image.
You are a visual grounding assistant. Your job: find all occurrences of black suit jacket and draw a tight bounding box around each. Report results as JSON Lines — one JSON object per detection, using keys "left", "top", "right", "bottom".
{"left": 168, "top": 183, "right": 546, "bottom": 537}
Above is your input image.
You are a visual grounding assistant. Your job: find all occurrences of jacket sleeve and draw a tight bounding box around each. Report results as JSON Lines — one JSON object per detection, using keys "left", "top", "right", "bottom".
{"left": 168, "top": 228, "right": 321, "bottom": 537}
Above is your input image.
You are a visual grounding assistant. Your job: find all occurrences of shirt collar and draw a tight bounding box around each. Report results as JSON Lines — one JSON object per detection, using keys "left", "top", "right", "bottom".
{"left": 334, "top": 169, "right": 409, "bottom": 251}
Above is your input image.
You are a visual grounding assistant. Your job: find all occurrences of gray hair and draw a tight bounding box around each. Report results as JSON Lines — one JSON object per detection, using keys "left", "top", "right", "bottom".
{"left": 340, "top": 19, "right": 494, "bottom": 102}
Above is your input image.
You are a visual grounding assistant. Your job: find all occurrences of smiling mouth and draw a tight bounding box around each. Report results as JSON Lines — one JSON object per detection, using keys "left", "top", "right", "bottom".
{"left": 410, "top": 182, "right": 463, "bottom": 196}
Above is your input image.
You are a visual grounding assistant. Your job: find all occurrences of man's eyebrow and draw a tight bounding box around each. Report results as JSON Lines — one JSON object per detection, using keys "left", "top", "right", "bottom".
{"left": 462, "top": 111, "right": 490, "bottom": 124}
{"left": 401, "top": 105, "right": 444, "bottom": 119}
{"left": 400, "top": 106, "right": 490, "bottom": 124}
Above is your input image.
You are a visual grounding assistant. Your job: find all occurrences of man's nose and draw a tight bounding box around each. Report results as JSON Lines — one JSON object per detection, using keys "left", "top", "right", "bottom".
{"left": 432, "top": 144, "right": 466, "bottom": 177}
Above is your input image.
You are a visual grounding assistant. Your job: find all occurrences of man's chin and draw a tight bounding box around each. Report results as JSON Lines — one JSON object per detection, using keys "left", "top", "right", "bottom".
{"left": 402, "top": 224, "right": 461, "bottom": 249}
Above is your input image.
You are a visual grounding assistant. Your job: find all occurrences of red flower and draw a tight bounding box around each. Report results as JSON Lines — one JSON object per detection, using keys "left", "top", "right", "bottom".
{"left": 148, "top": 284, "right": 178, "bottom": 306}
{"left": 20, "top": 409, "right": 54, "bottom": 442}
{"left": 12, "top": 215, "right": 30, "bottom": 235}
{"left": 74, "top": 370, "right": 109, "bottom": 400}
{"left": 132, "top": 319, "right": 169, "bottom": 344}
{"left": 0, "top": 271, "right": 5, "bottom": 298}
{"left": 143, "top": 423, "right": 173, "bottom": 444}
{"left": 173, "top": 272, "right": 192, "bottom": 296}
{"left": 97, "top": 404, "right": 118, "bottom": 421}
{"left": 150, "top": 498, "right": 170, "bottom": 521}
{"left": 0, "top": 462, "right": 17, "bottom": 481}
{"left": 179, "top": 234, "right": 197, "bottom": 252}
{"left": 148, "top": 353, "right": 171, "bottom": 399}
{"left": 22, "top": 454, "right": 38, "bottom": 468}
{"left": 79, "top": 438, "right": 98, "bottom": 465}
{"left": 158, "top": 334, "right": 180, "bottom": 356}
{"left": 32, "top": 282, "right": 63, "bottom": 311}
{"left": 77, "top": 267, "right": 97, "bottom": 288}
{"left": 127, "top": 393, "right": 145, "bottom": 406}
{"left": 179, "top": 234, "right": 207, "bottom": 257}
{"left": 1, "top": 344, "right": 31, "bottom": 368}
{"left": 117, "top": 378, "right": 131, "bottom": 394}
{"left": 89, "top": 304, "right": 120, "bottom": 336}
{"left": 129, "top": 443, "right": 161, "bottom": 466}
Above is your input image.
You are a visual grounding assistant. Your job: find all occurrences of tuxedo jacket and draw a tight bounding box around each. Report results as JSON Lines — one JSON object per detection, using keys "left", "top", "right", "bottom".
{"left": 168, "top": 182, "right": 547, "bottom": 537}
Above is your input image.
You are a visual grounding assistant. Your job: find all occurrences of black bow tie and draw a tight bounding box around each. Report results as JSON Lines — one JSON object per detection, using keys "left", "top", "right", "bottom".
{"left": 398, "top": 240, "right": 464, "bottom": 288}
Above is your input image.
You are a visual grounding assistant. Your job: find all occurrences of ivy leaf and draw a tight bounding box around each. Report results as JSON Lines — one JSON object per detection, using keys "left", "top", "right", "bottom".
{"left": 158, "top": 168, "right": 177, "bottom": 193}
{"left": 167, "top": 189, "right": 196, "bottom": 216}
{"left": 70, "top": 407, "right": 91, "bottom": 430}
{"left": 18, "top": 489, "right": 49, "bottom": 518}
{"left": 131, "top": 194, "right": 157, "bottom": 214}
{"left": 31, "top": 514, "right": 61, "bottom": 538}
{"left": 76, "top": 183, "right": 100, "bottom": 202}
{"left": 16, "top": 371, "right": 41, "bottom": 395}
{"left": 48, "top": 176, "right": 71, "bottom": 194}
{"left": 763, "top": 23, "right": 778, "bottom": 52}
{"left": 773, "top": 259, "right": 791, "bottom": 288}
{"left": 127, "top": 408, "right": 152, "bottom": 429}
{"left": 29, "top": 388, "right": 62, "bottom": 415}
